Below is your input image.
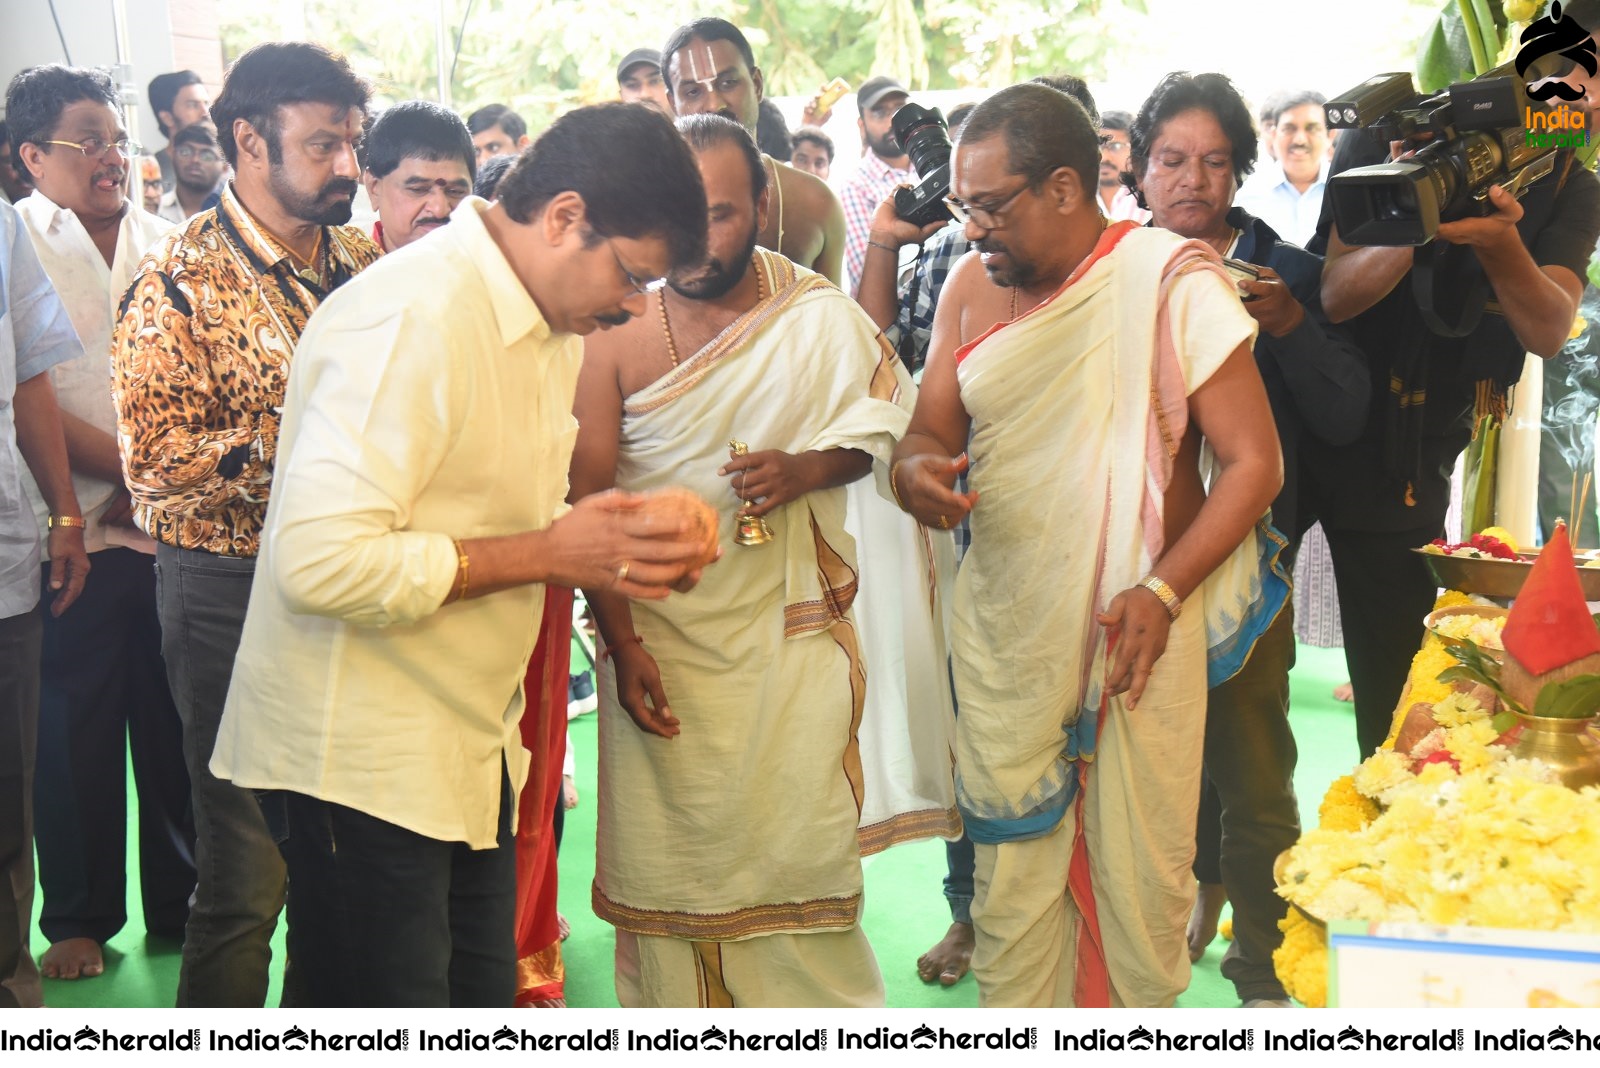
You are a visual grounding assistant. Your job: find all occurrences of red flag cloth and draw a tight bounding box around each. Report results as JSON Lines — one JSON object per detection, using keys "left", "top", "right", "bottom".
{"left": 512, "top": 586, "right": 574, "bottom": 1006}
{"left": 1502, "top": 524, "right": 1600, "bottom": 675}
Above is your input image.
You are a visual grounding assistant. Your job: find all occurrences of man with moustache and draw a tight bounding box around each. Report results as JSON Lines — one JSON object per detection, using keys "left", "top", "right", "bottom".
{"left": 362, "top": 101, "right": 474, "bottom": 252}
{"left": 839, "top": 76, "right": 913, "bottom": 296}
{"left": 158, "top": 122, "right": 225, "bottom": 223}
{"left": 6, "top": 62, "right": 193, "bottom": 987}
{"left": 891, "top": 83, "right": 1281, "bottom": 1007}
{"left": 110, "top": 41, "right": 379, "bottom": 1007}
{"left": 1236, "top": 91, "right": 1328, "bottom": 246}
{"left": 663, "top": 18, "right": 847, "bottom": 285}
{"left": 573, "top": 114, "right": 955, "bottom": 1007}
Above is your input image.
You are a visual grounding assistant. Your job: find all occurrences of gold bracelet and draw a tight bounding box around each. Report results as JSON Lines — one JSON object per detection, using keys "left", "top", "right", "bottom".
{"left": 47, "top": 515, "right": 86, "bottom": 530}
{"left": 451, "top": 538, "right": 470, "bottom": 602}
{"left": 1139, "top": 575, "right": 1181, "bottom": 620}
{"left": 888, "top": 460, "right": 908, "bottom": 511}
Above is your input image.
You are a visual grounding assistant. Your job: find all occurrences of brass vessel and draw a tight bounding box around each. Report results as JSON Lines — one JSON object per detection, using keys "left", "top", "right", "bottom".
{"left": 1504, "top": 712, "right": 1600, "bottom": 790}
{"left": 729, "top": 440, "right": 773, "bottom": 546}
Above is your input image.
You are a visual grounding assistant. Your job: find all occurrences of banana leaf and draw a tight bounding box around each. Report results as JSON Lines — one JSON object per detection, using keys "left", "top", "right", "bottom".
{"left": 1417, "top": 0, "right": 1517, "bottom": 89}
{"left": 1462, "top": 411, "right": 1501, "bottom": 536}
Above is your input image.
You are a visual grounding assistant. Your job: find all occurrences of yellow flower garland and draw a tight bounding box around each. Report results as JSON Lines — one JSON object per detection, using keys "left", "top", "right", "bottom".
{"left": 1272, "top": 590, "right": 1584, "bottom": 1008}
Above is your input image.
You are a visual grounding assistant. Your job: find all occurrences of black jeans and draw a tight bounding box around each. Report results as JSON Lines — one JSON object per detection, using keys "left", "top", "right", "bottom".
{"left": 1194, "top": 608, "right": 1300, "bottom": 1002}
{"left": 261, "top": 768, "right": 517, "bottom": 1007}
{"left": 34, "top": 548, "right": 194, "bottom": 946}
{"left": 155, "top": 544, "right": 286, "bottom": 1007}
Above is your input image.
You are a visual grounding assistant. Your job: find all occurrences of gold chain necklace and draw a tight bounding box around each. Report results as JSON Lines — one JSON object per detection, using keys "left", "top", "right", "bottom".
{"left": 658, "top": 254, "right": 766, "bottom": 368}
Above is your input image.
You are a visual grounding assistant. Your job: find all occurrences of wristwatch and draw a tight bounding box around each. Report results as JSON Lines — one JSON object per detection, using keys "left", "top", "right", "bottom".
{"left": 1139, "top": 575, "right": 1181, "bottom": 620}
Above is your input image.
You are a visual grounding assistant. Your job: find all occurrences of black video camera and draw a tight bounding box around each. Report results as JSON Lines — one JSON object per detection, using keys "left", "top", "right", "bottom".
{"left": 1324, "top": 64, "right": 1560, "bottom": 247}
{"left": 891, "top": 103, "right": 954, "bottom": 227}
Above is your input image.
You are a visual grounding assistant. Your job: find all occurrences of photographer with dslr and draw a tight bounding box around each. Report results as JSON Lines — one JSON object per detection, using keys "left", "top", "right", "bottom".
{"left": 1125, "top": 71, "right": 1368, "bottom": 1008}
{"left": 1308, "top": 0, "right": 1600, "bottom": 761}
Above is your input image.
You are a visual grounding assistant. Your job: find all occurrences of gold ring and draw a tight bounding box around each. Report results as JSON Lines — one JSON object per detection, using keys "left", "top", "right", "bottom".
{"left": 616, "top": 561, "right": 630, "bottom": 584}
{"left": 939, "top": 515, "right": 950, "bottom": 529}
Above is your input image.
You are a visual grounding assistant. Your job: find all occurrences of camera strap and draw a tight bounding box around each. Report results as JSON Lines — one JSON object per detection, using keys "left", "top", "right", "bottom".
{"left": 1411, "top": 241, "right": 1487, "bottom": 337}
{"left": 897, "top": 245, "right": 926, "bottom": 373}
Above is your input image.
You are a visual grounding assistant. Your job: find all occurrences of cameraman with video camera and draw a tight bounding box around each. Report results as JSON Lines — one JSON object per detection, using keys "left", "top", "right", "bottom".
{"left": 1307, "top": 0, "right": 1600, "bottom": 760}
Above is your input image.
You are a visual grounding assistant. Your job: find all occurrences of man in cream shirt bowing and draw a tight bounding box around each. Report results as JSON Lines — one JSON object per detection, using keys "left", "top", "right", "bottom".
{"left": 211, "top": 103, "right": 712, "bottom": 1008}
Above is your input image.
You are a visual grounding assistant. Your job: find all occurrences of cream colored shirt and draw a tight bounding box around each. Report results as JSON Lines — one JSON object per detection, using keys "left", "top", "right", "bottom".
{"left": 14, "top": 191, "right": 170, "bottom": 555}
{"left": 212, "top": 198, "right": 582, "bottom": 848}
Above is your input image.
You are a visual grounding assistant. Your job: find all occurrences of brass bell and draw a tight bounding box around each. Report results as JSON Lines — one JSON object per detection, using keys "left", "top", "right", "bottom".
{"left": 729, "top": 439, "right": 774, "bottom": 546}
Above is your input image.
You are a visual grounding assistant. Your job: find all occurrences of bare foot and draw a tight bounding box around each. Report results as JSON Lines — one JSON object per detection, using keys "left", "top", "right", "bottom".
{"left": 1187, "top": 882, "right": 1228, "bottom": 963}
{"left": 916, "top": 921, "right": 974, "bottom": 986}
{"left": 557, "top": 912, "right": 571, "bottom": 941}
{"left": 40, "top": 937, "right": 103, "bottom": 980}
{"left": 1333, "top": 681, "right": 1354, "bottom": 703}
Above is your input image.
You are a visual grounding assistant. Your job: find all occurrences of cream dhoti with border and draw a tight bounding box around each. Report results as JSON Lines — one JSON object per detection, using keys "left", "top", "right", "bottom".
{"left": 592, "top": 249, "right": 958, "bottom": 1007}
{"left": 952, "top": 223, "right": 1260, "bottom": 1007}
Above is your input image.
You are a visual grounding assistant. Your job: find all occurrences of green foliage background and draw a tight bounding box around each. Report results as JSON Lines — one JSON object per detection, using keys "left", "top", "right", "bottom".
{"left": 220, "top": 0, "right": 1149, "bottom": 129}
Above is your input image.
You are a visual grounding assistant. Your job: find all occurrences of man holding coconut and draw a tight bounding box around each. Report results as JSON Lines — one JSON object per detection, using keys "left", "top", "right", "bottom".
{"left": 209, "top": 103, "right": 712, "bottom": 1007}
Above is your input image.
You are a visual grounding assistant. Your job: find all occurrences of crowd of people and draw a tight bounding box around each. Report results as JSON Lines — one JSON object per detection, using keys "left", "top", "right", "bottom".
{"left": 3, "top": 1, "right": 1600, "bottom": 1011}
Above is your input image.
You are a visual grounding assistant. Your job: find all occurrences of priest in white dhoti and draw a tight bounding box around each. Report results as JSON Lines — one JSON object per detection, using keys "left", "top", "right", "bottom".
{"left": 891, "top": 84, "right": 1283, "bottom": 1007}
{"left": 571, "top": 115, "right": 957, "bottom": 1008}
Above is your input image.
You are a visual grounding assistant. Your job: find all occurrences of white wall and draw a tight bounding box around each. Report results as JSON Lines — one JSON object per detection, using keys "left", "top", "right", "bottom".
{"left": 1, "top": 0, "right": 178, "bottom": 149}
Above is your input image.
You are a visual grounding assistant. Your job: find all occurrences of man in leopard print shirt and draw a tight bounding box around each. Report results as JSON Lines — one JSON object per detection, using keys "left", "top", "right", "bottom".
{"left": 110, "top": 41, "right": 379, "bottom": 1007}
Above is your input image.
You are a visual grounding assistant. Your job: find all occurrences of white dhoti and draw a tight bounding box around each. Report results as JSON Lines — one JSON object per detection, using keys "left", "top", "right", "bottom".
{"left": 593, "top": 250, "right": 957, "bottom": 1007}
{"left": 951, "top": 223, "right": 1259, "bottom": 1007}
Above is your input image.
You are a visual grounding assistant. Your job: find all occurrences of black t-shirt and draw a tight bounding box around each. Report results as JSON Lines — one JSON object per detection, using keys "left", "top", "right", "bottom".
{"left": 1303, "top": 131, "right": 1600, "bottom": 532}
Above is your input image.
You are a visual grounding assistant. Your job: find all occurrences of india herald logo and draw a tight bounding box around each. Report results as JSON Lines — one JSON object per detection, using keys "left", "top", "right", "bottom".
{"left": 1518, "top": 1, "right": 1599, "bottom": 101}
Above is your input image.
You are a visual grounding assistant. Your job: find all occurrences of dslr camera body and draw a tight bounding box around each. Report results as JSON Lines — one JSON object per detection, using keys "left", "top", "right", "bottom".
{"left": 1324, "top": 64, "right": 1559, "bottom": 246}
{"left": 890, "top": 102, "right": 955, "bottom": 226}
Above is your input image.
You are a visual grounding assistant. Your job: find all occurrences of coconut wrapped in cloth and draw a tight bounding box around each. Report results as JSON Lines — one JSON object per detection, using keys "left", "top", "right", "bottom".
{"left": 1499, "top": 522, "right": 1600, "bottom": 709}
{"left": 634, "top": 487, "right": 721, "bottom": 568}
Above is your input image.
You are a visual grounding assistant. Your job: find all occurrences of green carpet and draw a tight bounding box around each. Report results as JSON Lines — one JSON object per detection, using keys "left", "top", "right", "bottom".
{"left": 29, "top": 643, "right": 1359, "bottom": 1008}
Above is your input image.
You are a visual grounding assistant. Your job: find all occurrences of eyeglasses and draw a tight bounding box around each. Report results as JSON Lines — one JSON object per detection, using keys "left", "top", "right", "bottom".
{"left": 944, "top": 180, "right": 1032, "bottom": 230}
{"left": 1100, "top": 139, "right": 1129, "bottom": 152}
{"left": 38, "top": 136, "right": 142, "bottom": 160}
{"left": 174, "top": 146, "right": 221, "bottom": 163}
{"left": 608, "top": 241, "right": 666, "bottom": 296}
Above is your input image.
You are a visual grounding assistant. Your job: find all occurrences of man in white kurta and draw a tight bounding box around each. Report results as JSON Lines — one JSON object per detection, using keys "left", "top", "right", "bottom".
{"left": 574, "top": 116, "right": 957, "bottom": 1008}
{"left": 9, "top": 63, "right": 191, "bottom": 983}
{"left": 891, "top": 84, "right": 1281, "bottom": 1008}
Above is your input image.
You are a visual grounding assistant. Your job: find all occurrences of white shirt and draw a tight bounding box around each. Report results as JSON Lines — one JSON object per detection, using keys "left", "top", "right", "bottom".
{"left": 14, "top": 191, "right": 171, "bottom": 555}
{"left": 212, "top": 198, "right": 583, "bottom": 848}
{"left": 156, "top": 188, "right": 193, "bottom": 225}
{"left": 1235, "top": 160, "right": 1328, "bottom": 247}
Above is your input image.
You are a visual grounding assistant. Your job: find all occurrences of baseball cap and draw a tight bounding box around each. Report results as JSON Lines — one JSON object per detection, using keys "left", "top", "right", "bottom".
{"left": 857, "top": 75, "right": 909, "bottom": 113}
{"left": 616, "top": 48, "right": 662, "bottom": 82}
